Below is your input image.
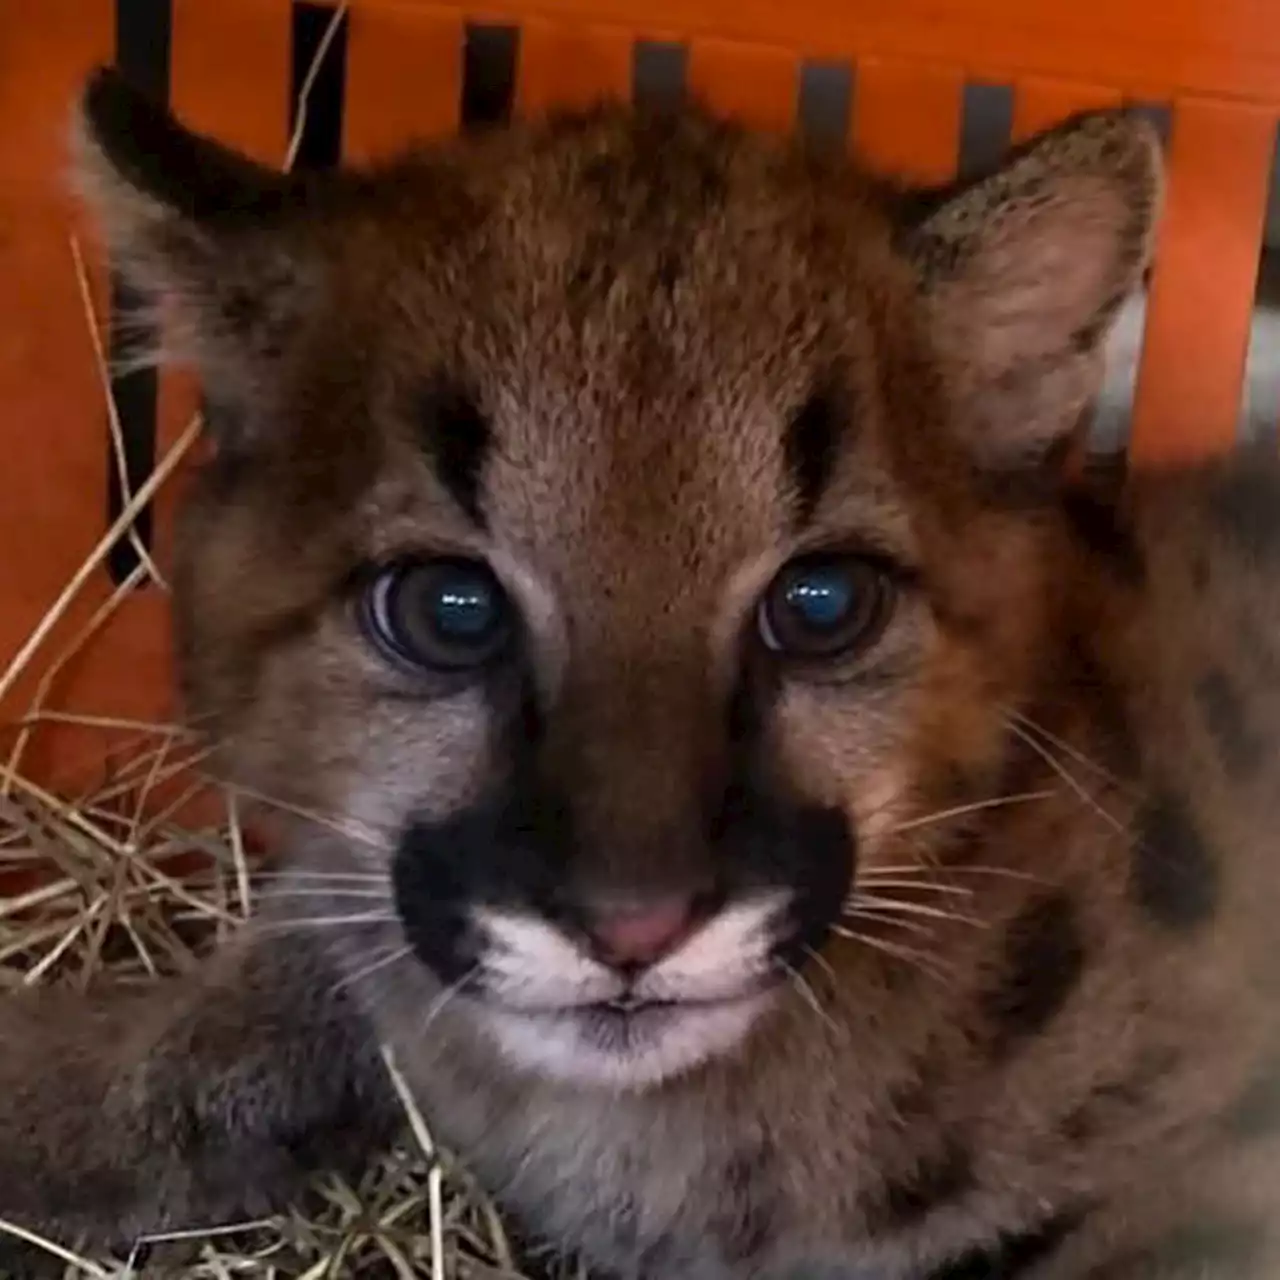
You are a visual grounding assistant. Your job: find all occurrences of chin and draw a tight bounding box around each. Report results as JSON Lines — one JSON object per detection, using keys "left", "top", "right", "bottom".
{"left": 480, "top": 992, "right": 774, "bottom": 1089}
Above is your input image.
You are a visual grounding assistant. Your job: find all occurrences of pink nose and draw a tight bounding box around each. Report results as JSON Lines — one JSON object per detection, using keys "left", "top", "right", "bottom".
{"left": 586, "top": 897, "right": 696, "bottom": 968}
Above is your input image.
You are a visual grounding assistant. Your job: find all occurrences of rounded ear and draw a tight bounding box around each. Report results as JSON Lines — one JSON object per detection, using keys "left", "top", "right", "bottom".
{"left": 71, "top": 66, "right": 322, "bottom": 438}
{"left": 898, "top": 110, "right": 1164, "bottom": 471}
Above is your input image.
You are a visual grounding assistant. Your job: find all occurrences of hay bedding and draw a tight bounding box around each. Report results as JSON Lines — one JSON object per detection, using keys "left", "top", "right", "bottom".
{"left": 0, "top": 719, "right": 582, "bottom": 1280}
{"left": 0, "top": 7, "right": 586, "bottom": 1275}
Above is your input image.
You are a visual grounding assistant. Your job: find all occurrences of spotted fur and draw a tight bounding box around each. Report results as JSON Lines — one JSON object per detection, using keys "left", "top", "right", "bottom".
{"left": 0, "top": 64, "right": 1278, "bottom": 1279}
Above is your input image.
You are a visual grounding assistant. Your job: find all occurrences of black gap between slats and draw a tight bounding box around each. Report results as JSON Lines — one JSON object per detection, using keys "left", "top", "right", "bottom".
{"left": 462, "top": 24, "right": 518, "bottom": 129}
{"left": 957, "top": 82, "right": 1013, "bottom": 181}
{"left": 631, "top": 40, "right": 686, "bottom": 111}
{"left": 290, "top": 2, "right": 349, "bottom": 169}
{"left": 798, "top": 60, "right": 853, "bottom": 151}
{"left": 106, "top": 0, "right": 171, "bottom": 586}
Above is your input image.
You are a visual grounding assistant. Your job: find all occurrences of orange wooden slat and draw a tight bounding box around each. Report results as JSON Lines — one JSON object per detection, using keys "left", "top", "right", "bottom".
{"left": 686, "top": 38, "right": 799, "bottom": 131}
{"left": 344, "top": 5, "right": 464, "bottom": 160}
{"left": 1011, "top": 77, "right": 1122, "bottom": 141}
{"left": 170, "top": 0, "right": 292, "bottom": 164}
{"left": 853, "top": 58, "right": 962, "bottom": 181}
{"left": 0, "top": 0, "right": 115, "bottom": 736}
{"left": 349, "top": 0, "right": 1280, "bottom": 106}
{"left": 515, "top": 19, "right": 635, "bottom": 115}
{"left": 55, "top": 0, "right": 297, "bottom": 743}
{"left": 164, "top": 0, "right": 294, "bottom": 478}
{"left": 1129, "top": 98, "right": 1276, "bottom": 466}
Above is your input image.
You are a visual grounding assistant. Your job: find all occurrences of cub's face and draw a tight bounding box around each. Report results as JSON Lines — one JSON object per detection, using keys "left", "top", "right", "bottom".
{"left": 77, "top": 71, "right": 1159, "bottom": 1088}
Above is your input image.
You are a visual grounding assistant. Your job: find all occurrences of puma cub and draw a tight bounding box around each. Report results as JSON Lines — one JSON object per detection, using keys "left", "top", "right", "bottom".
{"left": 3, "top": 65, "right": 1280, "bottom": 1279}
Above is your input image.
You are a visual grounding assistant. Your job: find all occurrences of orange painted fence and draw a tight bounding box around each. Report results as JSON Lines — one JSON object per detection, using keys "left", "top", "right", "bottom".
{"left": 0, "top": 0, "right": 1278, "bottom": 778}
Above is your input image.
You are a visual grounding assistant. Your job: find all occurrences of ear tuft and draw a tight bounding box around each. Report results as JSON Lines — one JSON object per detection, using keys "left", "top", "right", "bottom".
{"left": 74, "top": 65, "right": 293, "bottom": 227}
{"left": 69, "top": 67, "right": 321, "bottom": 441}
{"left": 900, "top": 110, "right": 1164, "bottom": 470}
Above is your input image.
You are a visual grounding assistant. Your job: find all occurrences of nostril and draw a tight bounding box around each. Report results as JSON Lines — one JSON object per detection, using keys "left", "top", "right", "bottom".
{"left": 585, "top": 897, "right": 697, "bottom": 969}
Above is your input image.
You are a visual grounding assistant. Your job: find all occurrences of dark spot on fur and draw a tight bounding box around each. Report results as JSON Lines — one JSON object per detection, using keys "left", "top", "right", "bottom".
{"left": 1196, "top": 667, "right": 1265, "bottom": 778}
{"left": 1061, "top": 489, "right": 1146, "bottom": 584}
{"left": 417, "top": 375, "right": 492, "bottom": 528}
{"left": 784, "top": 385, "right": 845, "bottom": 524}
{"left": 982, "top": 892, "right": 1085, "bottom": 1058}
{"left": 1130, "top": 792, "right": 1219, "bottom": 931}
{"left": 867, "top": 1140, "right": 976, "bottom": 1232}
{"left": 924, "top": 1209, "right": 1085, "bottom": 1279}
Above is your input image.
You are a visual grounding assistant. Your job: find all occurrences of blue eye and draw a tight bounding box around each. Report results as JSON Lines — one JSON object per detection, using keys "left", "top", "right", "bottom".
{"left": 362, "top": 558, "right": 513, "bottom": 672}
{"left": 758, "top": 554, "right": 892, "bottom": 659}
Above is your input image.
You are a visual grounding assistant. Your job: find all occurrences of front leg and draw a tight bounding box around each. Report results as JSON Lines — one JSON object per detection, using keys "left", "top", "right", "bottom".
{"left": 0, "top": 928, "right": 398, "bottom": 1258}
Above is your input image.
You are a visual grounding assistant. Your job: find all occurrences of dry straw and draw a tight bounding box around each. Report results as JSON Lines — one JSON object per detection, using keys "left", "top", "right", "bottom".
{"left": 0, "top": 7, "right": 583, "bottom": 1276}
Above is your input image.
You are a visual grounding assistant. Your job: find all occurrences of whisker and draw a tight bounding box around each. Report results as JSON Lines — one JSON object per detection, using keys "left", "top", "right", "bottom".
{"left": 1009, "top": 709, "right": 1127, "bottom": 788}
{"left": 332, "top": 944, "right": 414, "bottom": 995}
{"left": 840, "top": 909, "right": 936, "bottom": 938}
{"left": 885, "top": 789, "right": 1056, "bottom": 835}
{"left": 855, "top": 877, "right": 974, "bottom": 898}
{"left": 777, "top": 959, "right": 839, "bottom": 1033}
{"left": 866, "top": 863, "right": 1047, "bottom": 885}
{"left": 256, "top": 888, "right": 394, "bottom": 902}
{"left": 801, "top": 944, "right": 837, "bottom": 984}
{"left": 417, "top": 965, "right": 480, "bottom": 1041}
{"left": 830, "top": 923, "right": 957, "bottom": 987}
{"left": 210, "top": 777, "right": 389, "bottom": 852}
{"left": 250, "top": 871, "right": 391, "bottom": 884}
{"left": 1004, "top": 719, "right": 1125, "bottom": 834}
{"left": 259, "top": 912, "right": 399, "bottom": 932}
{"left": 844, "top": 894, "right": 985, "bottom": 927}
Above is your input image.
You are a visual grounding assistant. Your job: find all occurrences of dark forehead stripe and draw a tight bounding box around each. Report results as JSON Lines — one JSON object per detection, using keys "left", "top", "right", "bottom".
{"left": 1129, "top": 791, "right": 1219, "bottom": 931}
{"left": 922, "top": 1209, "right": 1084, "bottom": 1279}
{"left": 981, "top": 891, "right": 1086, "bottom": 1059}
{"left": 1195, "top": 667, "right": 1265, "bottom": 780}
{"left": 783, "top": 386, "right": 846, "bottom": 525}
{"left": 417, "top": 375, "right": 493, "bottom": 528}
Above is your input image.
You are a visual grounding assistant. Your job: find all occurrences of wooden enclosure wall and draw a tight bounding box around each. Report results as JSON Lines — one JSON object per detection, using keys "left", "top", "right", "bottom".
{"left": 1, "top": 0, "right": 1278, "bottom": 779}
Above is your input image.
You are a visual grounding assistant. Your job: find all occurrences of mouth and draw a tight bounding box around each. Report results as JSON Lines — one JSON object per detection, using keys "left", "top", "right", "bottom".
{"left": 480, "top": 987, "right": 775, "bottom": 1087}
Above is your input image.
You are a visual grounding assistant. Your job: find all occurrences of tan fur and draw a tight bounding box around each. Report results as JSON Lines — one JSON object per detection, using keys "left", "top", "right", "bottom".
{"left": 1, "top": 67, "right": 1278, "bottom": 1278}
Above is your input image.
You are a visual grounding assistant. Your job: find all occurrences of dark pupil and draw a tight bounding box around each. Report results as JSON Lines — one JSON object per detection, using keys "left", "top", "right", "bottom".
{"left": 430, "top": 573, "right": 498, "bottom": 639}
{"left": 785, "top": 569, "right": 854, "bottom": 630}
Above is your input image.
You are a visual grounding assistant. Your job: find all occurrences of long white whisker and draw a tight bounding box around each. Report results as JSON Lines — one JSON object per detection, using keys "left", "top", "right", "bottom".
{"left": 1009, "top": 709, "right": 1125, "bottom": 787}
{"left": 830, "top": 923, "right": 956, "bottom": 987}
{"left": 257, "top": 888, "right": 393, "bottom": 902}
{"left": 802, "top": 944, "right": 837, "bottom": 984}
{"left": 260, "top": 912, "right": 399, "bottom": 932}
{"left": 854, "top": 877, "right": 974, "bottom": 898}
{"left": 840, "top": 909, "right": 935, "bottom": 938}
{"left": 212, "top": 778, "right": 389, "bottom": 851}
{"left": 777, "top": 959, "right": 838, "bottom": 1033}
{"left": 844, "top": 894, "right": 984, "bottom": 927}
{"left": 866, "top": 864, "right": 1047, "bottom": 884}
{"left": 250, "top": 871, "right": 391, "bottom": 884}
{"left": 417, "top": 966, "right": 480, "bottom": 1041}
{"left": 886, "top": 790, "right": 1056, "bottom": 835}
{"left": 1005, "top": 720, "right": 1124, "bottom": 834}
{"left": 332, "top": 944, "right": 413, "bottom": 994}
